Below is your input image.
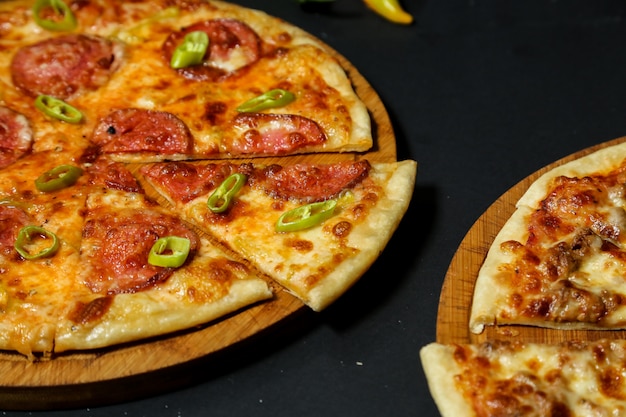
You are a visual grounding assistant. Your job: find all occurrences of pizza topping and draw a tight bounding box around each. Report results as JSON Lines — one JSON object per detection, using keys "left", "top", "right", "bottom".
{"left": 34, "top": 95, "right": 83, "bottom": 124}
{"left": 148, "top": 236, "right": 191, "bottom": 268}
{"left": 236, "top": 89, "right": 296, "bottom": 113}
{"left": 32, "top": 0, "right": 77, "bottom": 32}
{"left": 230, "top": 113, "right": 327, "bottom": 155}
{"left": 276, "top": 199, "right": 337, "bottom": 232}
{"left": 255, "top": 160, "right": 371, "bottom": 202}
{"left": 141, "top": 162, "right": 235, "bottom": 203}
{"left": 34, "top": 164, "right": 83, "bottom": 192}
{"left": 10, "top": 34, "right": 121, "bottom": 99}
{"left": 91, "top": 108, "right": 193, "bottom": 155}
{"left": 207, "top": 172, "right": 247, "bottom": 213}
{"left": 83, "top": 210, "right": 199, "bottom": 294}
{"left": 86, "top": 158, "right": 143, "bottom": 193}
{"left": 170, "top": 31, "right": 210, "bottom": 69}
{"left": 0, "top": 204, "right": 30, "bottom": 255}
{"left": 14, "top": 225, "right": 60, "bottom": 260}
{"left": 162, "top": 19, "right": 262, "bottom": 81}
{"left": 0, "top": 106, "right": 33, "bottom": 169}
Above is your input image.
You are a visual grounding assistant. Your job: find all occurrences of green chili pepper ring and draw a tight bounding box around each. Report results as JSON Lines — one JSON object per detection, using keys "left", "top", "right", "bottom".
{"left": 275, "top": 199, "right": 337, "bottom": 232}
{"left": 207, "top": 173, "right": 247, "bottom": 213}
{"left": 236, "top": 89, "right": 296, "bottom": 113}
{"left": 35, "top": 95, "right": 83, "bottom": 124}
{"left": 15, "top": 225, "right": 60, "bottom": 260}
{"left": 170, "top": 31, "right": 209, "bottom": 69}
{"left": 32, "top": 0, "right": 77, "bottom": 32}
{"left": 148, "top": 236, "right": 191, "bottom": 268}
{"left": 35, "top": 165, "right": 83, "bottom": 192}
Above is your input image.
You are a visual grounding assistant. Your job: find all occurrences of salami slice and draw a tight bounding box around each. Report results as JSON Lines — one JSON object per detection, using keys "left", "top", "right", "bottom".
{"left": 91, "top": 108, "right": 193, "bottom": 155}
{"left": 0, "top": 204, "right": 30, "bottom": 257}
{"left": 140, "top": 162, "right": 236, "bottom": 204}
{"left": 83, "top": 210, "right": 200, "bottom": 294}
{"left": 0, "top": 106, "right": 32, "bottom": 169}
{"left": 162, "top": 19, "right": 262, "bottom": 81}
{"left": 87, "top": 158, "right": 143, "bottom": 193}
{"left": 251, "top": 160, "right": 371, "bottom": 202}
{"left": 227, "top": 113, "right": 327, "bottom": 155}
{"left": 10, "top": 34, "right": 121, "bottom": 99}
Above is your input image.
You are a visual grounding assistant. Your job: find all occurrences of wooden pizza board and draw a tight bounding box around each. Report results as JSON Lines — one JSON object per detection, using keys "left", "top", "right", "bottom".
{"left": 437, "top": 136, "right": 626, "bottom": 345}
{"left": 0, "top": 52, "right": 399, "bottom": 409}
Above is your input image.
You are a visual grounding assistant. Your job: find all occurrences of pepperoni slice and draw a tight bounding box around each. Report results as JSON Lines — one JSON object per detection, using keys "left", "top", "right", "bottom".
{"left": 10, "top": 34, "right": 121, "bottom": 99}
{"left": 0, "top": 204, "right": 30, "bottom": 257}
{"left": 0, "top": 106, "right": 32, "bottom": 169}
{"left": 162, "top": 19, "right": 262, "bottom": 81}
{"left": 91, "top": 108, "right": 193, "bottom": 155}
{"left": 87, "top": 157, "right": 143, "bottom": 193}
{"left": 227, "top": 113, "right": 327, "bottom": 155}
{"left": 252, "top": 160, "right": 371, "bottom": 202}
{"left": 83, "top": 210, "right": 199, "bottom": 294}
{"left": 141, "top": 162, "right": 236, "bottom": 203}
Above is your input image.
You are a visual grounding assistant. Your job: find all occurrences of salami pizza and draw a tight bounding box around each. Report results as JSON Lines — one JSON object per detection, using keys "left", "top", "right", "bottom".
{"left": 0, "top": 0, "right": 416, "bottom": 358}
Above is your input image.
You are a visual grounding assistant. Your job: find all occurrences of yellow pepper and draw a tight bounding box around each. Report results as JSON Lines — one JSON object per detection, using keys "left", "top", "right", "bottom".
{"left": 363, "top": 0, "right": 413, "bottom": 25}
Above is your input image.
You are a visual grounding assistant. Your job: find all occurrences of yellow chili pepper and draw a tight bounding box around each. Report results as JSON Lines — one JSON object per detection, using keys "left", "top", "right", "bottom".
{"left": 363, "top": 0, "right": 413, "bottom": 25}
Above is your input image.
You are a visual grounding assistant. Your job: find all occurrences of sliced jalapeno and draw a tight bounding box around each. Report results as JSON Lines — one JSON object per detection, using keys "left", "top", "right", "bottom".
{"left": 275, "top": 199, "right": 337, "bottom": 232}
{"left": 148, "top": 236, "right": 191, "bottom": 268}
{"left": 35, "top": 165, "right": 83, "bottom": 192}
{"left": 170, "top": 31, "right": 209, "bottom": 69}
{"left": 32, "top": 0, "right": 77, "bottom": 32}
{"left": 236, "top": 89, "right": 296, "bottom": 113}
{"left": 35, "top": 95, "right": 83, "bottom": 124}
{"left": 15, "top": 225, "right": 60, "bottom": 260}
{"left": 207, "top": 173, "right": 247, "bottom": 213}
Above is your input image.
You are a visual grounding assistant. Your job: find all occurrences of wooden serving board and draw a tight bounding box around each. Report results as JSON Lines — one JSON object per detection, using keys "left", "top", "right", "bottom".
{"left": 0, "top": 53, "right": 398, "bottom": 409}
{"left": 437, "top": 136, "right": 626, "bottom": 345}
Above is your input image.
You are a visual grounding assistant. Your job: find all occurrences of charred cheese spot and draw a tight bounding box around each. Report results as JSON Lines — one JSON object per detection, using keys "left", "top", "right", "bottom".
{"left": 285, "top": 238, "right": 313, "bottom": 253}
{"left": 70, "top": 297, "right": 114, "bottom": 325}
{"left": 332, "top": 221, "right": 352, "bottom": 238}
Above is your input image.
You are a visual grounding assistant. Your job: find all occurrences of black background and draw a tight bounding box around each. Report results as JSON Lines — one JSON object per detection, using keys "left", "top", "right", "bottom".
{"left": 6, "top": 0, "right": 626, "bottom": 415}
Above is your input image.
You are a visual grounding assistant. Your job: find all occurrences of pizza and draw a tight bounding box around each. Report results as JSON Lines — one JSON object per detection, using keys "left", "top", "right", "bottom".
{"left": 420, "top": 339, "right": 626, "bottom": 417}
{"left": 0, "top": 0, "right": 417, "bottom": 358}
{"left": 470, "top": 140, "right": 626, "bottom": 334}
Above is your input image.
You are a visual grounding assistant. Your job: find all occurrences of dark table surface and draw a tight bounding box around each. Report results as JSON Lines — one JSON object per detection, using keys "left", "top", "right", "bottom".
{"left": 6, "top": 0, "right": 626, "bottom": 415}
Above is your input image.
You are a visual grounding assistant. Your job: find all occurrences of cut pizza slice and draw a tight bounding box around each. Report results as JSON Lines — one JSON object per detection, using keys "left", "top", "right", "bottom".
{"left": 470, "top": 141, "right": 626, "bottom": 333}
{"left": 421, "top": 339, "right": 626, "bottom": 417}
{"left": 0, "top": 151, "right": 90, "bottom": 357}
{"left": 54, "top": 186, "right": 273, "bottom": 352}
{"left": 140, "top": 159, "right": 417, "bottom": 311}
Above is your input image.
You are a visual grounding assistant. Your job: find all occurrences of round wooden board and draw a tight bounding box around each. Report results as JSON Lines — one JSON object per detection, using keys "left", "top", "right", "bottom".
{"left": 0, "top": 50, "right": 398, "bottom": 409}
{"left": 437, "top": 136, "right": 626, "bottom": 345}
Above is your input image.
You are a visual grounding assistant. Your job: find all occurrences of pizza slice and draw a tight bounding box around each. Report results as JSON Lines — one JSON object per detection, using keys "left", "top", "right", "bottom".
{"left": 140, "top": 158, "right": 417, "bottom": 310}
{"left": 470, "top": 141, "right": 626, "bottom": 333}
{"left": 421, "top": 339, "right": 626, "bottom": 417}
{"left": 54, "top": 185, "right": 273, "bottom": 353}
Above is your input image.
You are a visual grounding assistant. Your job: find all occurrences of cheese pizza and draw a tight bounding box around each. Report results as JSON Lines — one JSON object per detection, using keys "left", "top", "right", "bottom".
{"left": 0, "top": 0, "right": 416, "bottom": 358}
{"left": 470, "top": 140, "right": 626, "bottom": 333}
{"left": 421, "top": 339, "right": 626, "bottom": 417}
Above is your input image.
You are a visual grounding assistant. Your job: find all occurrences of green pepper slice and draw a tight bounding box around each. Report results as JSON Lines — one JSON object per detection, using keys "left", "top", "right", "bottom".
{"left": 148, "top": 236, "right": 191, "bottom": 268}
{"left": 32, "top": 0, "right": 77, "bottom": 32}
{"left": 35, "top": 95, "right": 83, "bottom": 124}
{"left": 170, "top": 31, "right": 209, "bottom": 69}
{"left": 35, "top": 165, "right": 83, "bottom": 192}
{"left": 275, "top": 199, "right": 337, "bottom": 232}
{"left": 236, "top": 89, "right": 296, "bottom": 113}
{"left": 14, "top": 225, "right": 60, "bottom": 260}
{"left": 207, "top": 173, "right": 247, "bottom": 213}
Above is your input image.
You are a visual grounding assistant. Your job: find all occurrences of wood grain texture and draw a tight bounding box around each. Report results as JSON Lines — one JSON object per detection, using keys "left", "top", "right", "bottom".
{"left": 0, "top": 48, "right": 397, "bottom": 409}
{"left": 437, "top": 136, "right": 626, "bottom": 345}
